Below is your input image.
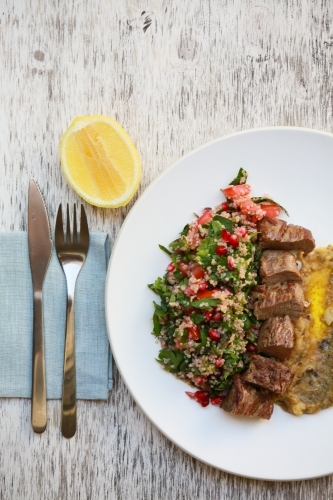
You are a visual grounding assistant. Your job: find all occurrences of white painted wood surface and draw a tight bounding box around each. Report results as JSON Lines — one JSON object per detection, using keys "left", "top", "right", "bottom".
{"left": 1, "top": 0, "right": 333, "bottom": 497}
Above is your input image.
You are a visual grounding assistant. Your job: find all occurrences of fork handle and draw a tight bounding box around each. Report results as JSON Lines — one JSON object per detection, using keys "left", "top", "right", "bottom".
{"left": 31, "top": 292, "right": 47, "bottom": 433}
{"left": 61, "top": 293, "right": 76, "bottom": 439}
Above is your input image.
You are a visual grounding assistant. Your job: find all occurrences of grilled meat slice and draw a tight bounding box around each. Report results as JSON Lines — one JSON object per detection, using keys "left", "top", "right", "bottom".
{"left": 257, "top": 316, "right": 294, "bottom": 360}
{"left": 258, "top": 217, "right": 315, "bottom": 254}
{"left": 260, "top": 250, "right": 303, "bottom": 285}
{"left": 221, "top": 374, "right": 273, "bottom": 419}
{"left": 253, "top": 281, "right": 305, "bottom": 321}
{"left": 241, "top": 354, "right": 294, "bottom": 395}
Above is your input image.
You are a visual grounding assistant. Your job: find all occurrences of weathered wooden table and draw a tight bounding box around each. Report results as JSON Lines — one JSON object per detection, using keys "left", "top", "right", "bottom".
{"left": 1, "top": 0, "right": 333, "bottom": 498}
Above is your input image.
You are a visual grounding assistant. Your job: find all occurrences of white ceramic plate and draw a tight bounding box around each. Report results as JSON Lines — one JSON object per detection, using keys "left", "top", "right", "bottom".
{"left": 106, "top": 127, "right": 333, "bottom": 481}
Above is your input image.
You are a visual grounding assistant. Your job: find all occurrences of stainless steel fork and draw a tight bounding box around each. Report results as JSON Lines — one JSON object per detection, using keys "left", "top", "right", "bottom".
{"left": 55, "top": 204, "right": 89, "bottom": 438}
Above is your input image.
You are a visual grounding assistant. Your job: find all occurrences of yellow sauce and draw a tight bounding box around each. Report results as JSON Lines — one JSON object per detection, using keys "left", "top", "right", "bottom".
{"left": 275, "top": 246, "right": 333, "bottom": 415}
{"left": 306, "top": 261, "right": 331, "bottom": 339}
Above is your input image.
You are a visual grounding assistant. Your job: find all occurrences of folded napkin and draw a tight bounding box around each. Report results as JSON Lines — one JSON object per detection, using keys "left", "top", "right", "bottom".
{"left": 0, "top": 232, "right": 112, "bottom": 400}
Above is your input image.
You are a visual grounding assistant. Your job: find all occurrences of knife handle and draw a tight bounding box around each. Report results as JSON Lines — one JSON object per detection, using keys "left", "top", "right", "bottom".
{"left": 31, "top": 292, "right": 47, "bottom": 433}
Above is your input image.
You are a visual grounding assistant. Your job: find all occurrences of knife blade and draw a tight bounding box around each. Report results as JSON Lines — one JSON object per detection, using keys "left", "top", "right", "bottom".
{"left": 28, "top": 179, "right": 53, "bottom": 433}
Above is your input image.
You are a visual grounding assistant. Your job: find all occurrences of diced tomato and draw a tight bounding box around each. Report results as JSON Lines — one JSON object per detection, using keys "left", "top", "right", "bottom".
{"left": 196, "top": 211, "right": 213, "bottom": 225}
{"left": 238, "top": 199, "right": 261, "bottom": 214}
{"left": 178, "top": 262, "right": 189, "bottom": 277}
{"left": 197, "top": 288, "right": 219, "bottom": 299}
{"left": 222, "top": 184, "right": 251, "bottom": 200}
{"left": 190, "top": 263, "right": 205, "bottom": 279}
{"left": 260, "top": 203, "right": 281, "bottom": 218}
{"left": 187, "top": 325, "right": 200, "bottom": 341}
{"left": 167, "top": 262, "right": 175, "bottom": 272}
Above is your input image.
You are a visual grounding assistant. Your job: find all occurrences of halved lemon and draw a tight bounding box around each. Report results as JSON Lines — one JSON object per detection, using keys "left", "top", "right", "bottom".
{"left": 59, "top": 115, "right": 142, "bottom": 208}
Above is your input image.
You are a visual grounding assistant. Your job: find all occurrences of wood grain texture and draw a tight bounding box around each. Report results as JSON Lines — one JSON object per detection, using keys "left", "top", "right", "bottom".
{"left": 1, "top": 0, "right": 333, "bottom": 498}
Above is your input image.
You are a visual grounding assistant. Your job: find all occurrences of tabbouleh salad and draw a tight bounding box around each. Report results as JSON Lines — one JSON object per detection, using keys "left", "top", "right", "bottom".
{"left": 148, "top": 169, "right": 284, "bottom": 407}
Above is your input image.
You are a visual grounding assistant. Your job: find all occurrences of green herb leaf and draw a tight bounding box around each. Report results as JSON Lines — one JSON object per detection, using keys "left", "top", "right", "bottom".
{"left": 158, "top": 244, "right": 173, "bottom": 256}
{"left": 190, "top": 313, "right": 205, "bottom": 324}
{"left": 157, "top": 348, "right": 185, "bottom": 373}
{"left": 251, "top": 197, "right": 289, "bottom": 217}
{"left": 229, "top": 168, "right": 248, "bottom": 185}
{"left": 191, "top": 298, "right": 221, "bottom": 309}
{"left": 213, "top": 215, "right": 233, "bottom": 232}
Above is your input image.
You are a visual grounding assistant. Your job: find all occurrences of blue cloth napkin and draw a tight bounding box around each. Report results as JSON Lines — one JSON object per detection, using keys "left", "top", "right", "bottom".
{"left": 0, "top": 232, "right": 112, "bottom": 400}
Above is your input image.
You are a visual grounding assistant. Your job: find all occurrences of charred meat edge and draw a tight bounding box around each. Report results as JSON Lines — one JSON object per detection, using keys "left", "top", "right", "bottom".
{"left": 257, "top": 315, "right": 294, "bottom": 360}
{"left": 252, "top": 281, "right": 305, "bottom": 321}
{"left": 258, "top": 217, "right": 315, "bottom": 254}
{"left": 241, "top": 354, "right": 294, "bottom": 395}
{"left": 260, "top": 250, "right": 303, "bottom": 285}
{"left": 221, "top": 374, "right": 273, "bottom": 420}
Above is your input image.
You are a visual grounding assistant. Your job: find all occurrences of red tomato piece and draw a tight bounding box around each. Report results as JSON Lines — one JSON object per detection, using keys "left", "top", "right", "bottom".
{"left": 190, "top": 263, "right": 205, "bottom": 279}
{"left": 222, "top": 184, "right": 251, "bottom": 200}
{"left": 238, "top": 198, "right": 262, "bottom": 215}
{"left": 261, "top": 203, "right": 281, "bottom": 218}
{"left": 197, "top": 211, "right": 213, "bottom": 225}
{"left": 196, "top": 289, "right": 219, "bottom": 299}
{"left": 187, "top": 325, "right": 200, "bottom": 341}
{"left": 178, "top": 262, "right": 189, "bottom": 277}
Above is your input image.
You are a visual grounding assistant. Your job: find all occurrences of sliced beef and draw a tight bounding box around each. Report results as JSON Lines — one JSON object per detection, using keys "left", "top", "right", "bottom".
{"left": 257, "top": 316, "right": 294, "bottom": 360}
{"left": 258, "top": 217, "right": 315, "bottom": 254}
{"left": 221, "top": 374, "right": 273, "bottom": 419}
{"left": 253, "top": 281, "right": 305, "bottom": 321}
{"left": 260, "top": 250, "right": 303, "bottom": 285}
{"left": 241, "top": 354, "right": 294, "bottom": 395}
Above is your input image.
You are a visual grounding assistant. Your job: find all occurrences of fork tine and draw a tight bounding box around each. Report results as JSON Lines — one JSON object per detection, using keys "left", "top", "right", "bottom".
{"left": 80, "top": 205, "right": 89, "bottom": 248}
{"left": 55, "top": 204, "right": 64, "bottom": 246}
{"left": 73, "top": 204, "right": 78, "bottom": 244}
{"left": 66, "top": 204, "right": 71, "bottom": 244}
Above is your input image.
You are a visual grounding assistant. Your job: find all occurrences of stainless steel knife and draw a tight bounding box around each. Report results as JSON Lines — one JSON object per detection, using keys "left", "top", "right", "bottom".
{"left": 28, "top": 179, "right": 53, "bottom": 433}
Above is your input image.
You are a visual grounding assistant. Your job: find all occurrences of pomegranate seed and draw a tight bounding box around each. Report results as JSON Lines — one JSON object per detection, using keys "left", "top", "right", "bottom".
{"left": 221, "top": 202, "right": 230, "bottom": 211}
{"left": 229, "top": 234, "right": 239, "bottom": 248}
{"left": 246, "top": 343, "right": 256, "bottom": 352}
{"left": 194, "top": 390, "right": 210, "bottom": 407}
{"left": 199, "top": 397, "right": 210, "bottom": 407}
{"left": 211, "top": 311, "right": 222, "bottom": 322}
{"left": 186, "top": 391, "right": 210, "bottom": 407}
{"left": 211, "top": 396, "right": 223, "bottom": 405}
{"left": 203, "top": 207, "right": 212, "bottom": 212}
{"left": 204, "top": 310, "right": 213, "bottom": 321}
{"left": 227, "top": 256, "right": 236, "bottom": 269}
{"left": 185, "top": 391, "right": 196, "bottom": 399}
{"left": 199, "top": 281, "right": 208, "bottom": 291}
{"left": 209, "top": 328, "right": 221, "bottom": 341}
{"left": 216, "top": 245, "right": 228, "bottom": 256}
{"left": 184, "top": 287, "right": 195, "bottom": 297}
{"left": 167, "top": 262, "right": 175, "bottom": 272}
{"left": 221, "top": 229, "right": 231, "bottom": 242}
{"left": 193, "top": 376, "right": 205, "bottom": 387}
{"left": 215, "top": 357, "right": 224, "bottom": 367}
{"left": 237, "top": 226, "right": 247, "bottom": 237}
